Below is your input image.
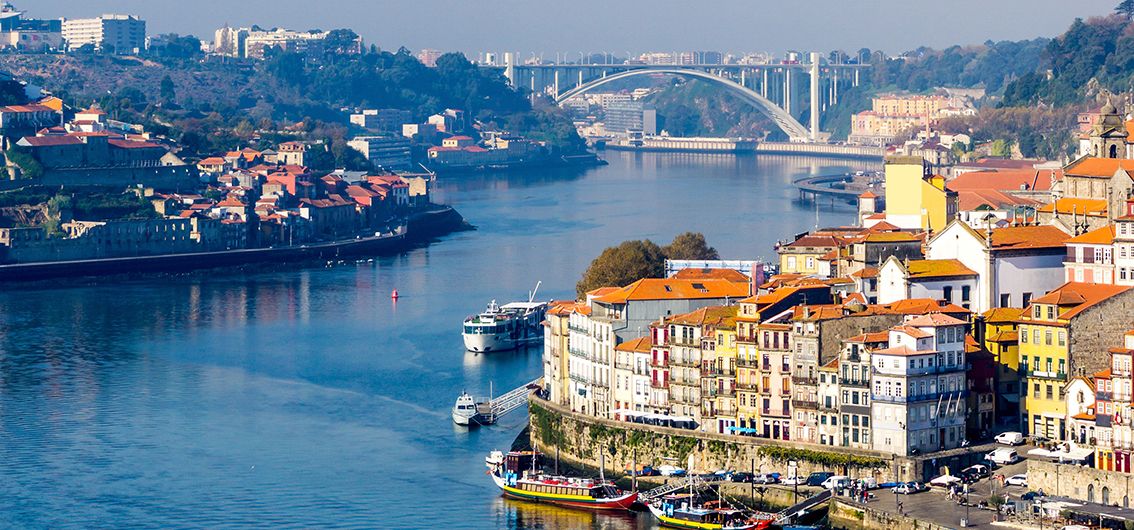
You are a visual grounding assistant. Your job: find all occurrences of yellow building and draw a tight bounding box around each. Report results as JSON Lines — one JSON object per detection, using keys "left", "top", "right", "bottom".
{"left": 883, "top": 156, "right": 957, "bottom": 233}
{"left": 1018, "top": 283, "right": 1134, "bottom": 440}
{"left": 981, "top": 307, "right": 1024, "bottom": 424}
{"left": 708, "top": 311, "right": 740, "bottom": 434}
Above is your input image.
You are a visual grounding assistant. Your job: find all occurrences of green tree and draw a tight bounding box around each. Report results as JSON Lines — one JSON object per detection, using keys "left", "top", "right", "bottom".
{"left": 576, "top": 239, "right": 666, "bottom": 297}
{"left": 663, "top": 232, "right": 720, "bottom": 260}
{"left": 159, "top": 75, "right": 176, "bottom": 104}
{"left": 1118, "top": 0, "right": 1134, "bottom": 19}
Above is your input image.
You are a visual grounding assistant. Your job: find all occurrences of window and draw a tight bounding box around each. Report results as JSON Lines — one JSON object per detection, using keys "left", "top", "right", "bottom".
{"left": 1000, "top": 294, "right": 1011, "bottom": 307}
{"left": 1046, "top": 306, "right": 1054, "bottom": 320}
{"left": 1046, "top": 385, "right": 1053, "bottom": 399}
{"left": 1045, "top": 330, "right": 1053, "bottom": 345}
{"left": 1033, "top": 306, "right": 1042, "bottom": 318}
{"left": 961, "top": 285, "right": 971, "bottom": 302}
{"left": 1022, "top": 292, "right": 1033, "bottom": 306}
{"left": 1021, "top": 327, "right": 1028, "bottom": 343}
{"left": 1058, "top": 331, "right": 1066, "bottom": 346}
{"left": 1033, "top": 383, "right": 1040, "bottom": 398}
{"left": 943, "top": 286, "right": 953, "bottom": 302}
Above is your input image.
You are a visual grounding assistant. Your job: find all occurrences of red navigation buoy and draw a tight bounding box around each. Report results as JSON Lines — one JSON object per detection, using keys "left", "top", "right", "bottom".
{"left": 391, "top": 289, "right": 399, "bottom": 300}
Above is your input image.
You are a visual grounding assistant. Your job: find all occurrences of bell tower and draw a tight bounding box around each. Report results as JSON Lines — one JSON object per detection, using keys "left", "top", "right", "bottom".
{"left": 1090, "top": 99, "right": 1127, "bottom": 159}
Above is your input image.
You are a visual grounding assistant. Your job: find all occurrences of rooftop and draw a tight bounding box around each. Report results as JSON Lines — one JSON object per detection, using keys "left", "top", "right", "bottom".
{"left": 904, "top": 259, "right": 977, "bottom": 279}
{"left": 990, "top": 225, "right": 1072, "bottom": 250}
{"left": 614, "top": 336, "right": 652, "bottom": 353}
{"left": 594, "top": 278, "right": 749, "bottom": 304}
{"left": 1064, "top": 157, "right": 1134, "bottom": 179}
{"left": 1025, "top": 282, "right": 1132, "bottom": 321}
{"left": 1066, "top": 225, "right": 1115, "bottom": 246}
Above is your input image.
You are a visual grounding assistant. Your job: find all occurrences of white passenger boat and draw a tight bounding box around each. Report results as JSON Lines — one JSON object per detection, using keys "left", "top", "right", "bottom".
{"left": 462, "top": 282, "right": 548, "bottom": 353}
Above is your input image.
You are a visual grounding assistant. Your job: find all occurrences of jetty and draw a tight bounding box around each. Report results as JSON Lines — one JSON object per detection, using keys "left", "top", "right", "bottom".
{"left": 468, "top": 378, "right": 541, "bottom": 426}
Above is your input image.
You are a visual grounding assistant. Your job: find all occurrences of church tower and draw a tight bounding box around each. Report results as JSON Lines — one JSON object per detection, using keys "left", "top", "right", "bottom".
{"left": 1090, "top": 100, "right": 1127, "bottom": 159}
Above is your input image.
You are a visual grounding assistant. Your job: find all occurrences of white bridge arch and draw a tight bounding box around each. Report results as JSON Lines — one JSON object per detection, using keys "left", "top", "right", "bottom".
{"left": 554, "top": 68, "right": 811, "bottom": 141}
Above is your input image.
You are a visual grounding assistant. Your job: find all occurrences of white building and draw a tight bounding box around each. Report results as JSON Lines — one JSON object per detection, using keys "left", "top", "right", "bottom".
{"left": 62, "top": 14, "right": 145, "bottom": 53}
{"left": 870, "top": 313, "right": 969, "bottom": 456}
{"left": 347, "top": 136, "right": 412, "bottom": 170}
{"left": 877, "top": 257, "right": 979, "bottom": 310}
{"left": 1118, "top": 198, "right": 1134, "bottom": 285}
{"left": 927, "top": 220, "right": 1071, "bottom": 311}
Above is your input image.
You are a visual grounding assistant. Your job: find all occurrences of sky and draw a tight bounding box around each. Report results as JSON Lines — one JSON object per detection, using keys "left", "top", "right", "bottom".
{"left": 26, "top": 0, "right": 1121, "bottom": 58}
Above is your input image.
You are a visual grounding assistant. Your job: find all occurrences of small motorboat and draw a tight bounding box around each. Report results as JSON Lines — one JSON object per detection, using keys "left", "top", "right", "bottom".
{"left": 648, "top": 494, "right": 774, "bottom": 530}
{"left": 452, "top": 391, "right": 490, "bottom": 426}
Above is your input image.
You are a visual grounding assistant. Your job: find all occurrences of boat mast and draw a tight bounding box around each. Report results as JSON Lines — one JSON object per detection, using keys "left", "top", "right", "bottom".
{"left": 599, "top": 449, "right": 605, "bottom": 483}
{"left": 529, "top": 281, "right": 542, "bottom": 304}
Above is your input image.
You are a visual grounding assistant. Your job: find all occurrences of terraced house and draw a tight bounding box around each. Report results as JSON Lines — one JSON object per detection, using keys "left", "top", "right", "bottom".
{"left": 1018, "top": 282, "right": 1134, "bottom": 440}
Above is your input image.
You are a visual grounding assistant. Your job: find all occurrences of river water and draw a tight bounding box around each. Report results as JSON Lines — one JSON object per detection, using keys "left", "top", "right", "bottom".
{"left": 0, "top": 152, "right": 877, "bottom": 529}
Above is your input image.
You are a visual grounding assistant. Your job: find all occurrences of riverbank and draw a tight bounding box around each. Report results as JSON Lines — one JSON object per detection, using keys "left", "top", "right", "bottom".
{"left": 0, "top": 204, "right": 470, "bottom": 284}
{"left": 427, "top": 153, "right": 607, "bottom": 175}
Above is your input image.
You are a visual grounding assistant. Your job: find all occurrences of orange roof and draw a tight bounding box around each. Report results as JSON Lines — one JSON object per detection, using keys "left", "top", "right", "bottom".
{"left": 956, "top": 189, "right": 1040, "bottom": 211}
{"left": 882, "top": 298, "right": 971, "bottom": 316}
{"left": 198, "top": 157, "right": 227, "bottom": 165}
{"left": 990, "top": 225, "right": 1071, "bottom": 250}
{"left": 671, "top": 268, "right": 750, "bottom": 283}
{"left": 846, "top": 330, "right": 890, "bottom": 343}
{"left": 852, "top": 267, "right": 879, "bottom": 279}
{"left": 986, "top": 331, "right": 1018, "bottom": 342}
{"left": 893, "top": 325, "right": 934, "bottom": 339}
{"left": 615, "top": 336, "right": 653, "bottom": 353}
{"left": 1072, "top": 412, "right": 1096, "bottom": 421}
{"left": 792, "top": 304, "right": 848, "bottom": 321}
{"left": 858, "top": 190, "right": 878, "bottom": 199}
{"left": 904, "top": 259, "right": 977, "bottom": 279}
{"left": 905, "top": 312, "right": 967, "bottom": 327}
{"left": 874, "top": 345, "right": 935, "bottom": 356}
{"left": 1066, "top": 225, "right": 1115, "bottom": 245}
{"left": 1096, "top": 368, "right": 1113, "bottom": 379}
{"left": 947, "top": 169, "right": 1058, "bottom": 193}
{"left": 669, "top": 305, "right": 739, "bottom": 328}
{"left": 1026, "top": 282, "right": 1133, "bottom": 321}
{"left": 983, "top": 307, "right": 1024, "bottom": 323}
{"left": 595, "top": 278, "right": 750, "bottom": 304}
{"left": 1064, "top": 157, "right": 1134, "bottom": 178}
{"left": 1036, "top": 198, "right": 1109, "bottom": 217}
{"left": 586, "top": 287, "right": 620, "bottom": 297}
{"left": 821, "top": 358, "right": 839, "bottom": 369}
{"left": 863, "top": 232, "right": 921, "bottom": 243}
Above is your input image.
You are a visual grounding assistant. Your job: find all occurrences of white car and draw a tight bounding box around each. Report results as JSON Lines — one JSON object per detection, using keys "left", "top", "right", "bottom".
{"left": 995, "top": 431, "right": 1025, "bottom": 445}
{"left": 1005, "top": 474, "right": 1028, "bottom": 487}
{"left": 781, "top": 476, "right": 806, "bottom": 486}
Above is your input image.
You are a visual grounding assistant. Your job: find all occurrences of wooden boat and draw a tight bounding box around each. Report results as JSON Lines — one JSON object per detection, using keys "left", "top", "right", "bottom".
{"left": 647, "top": 494, "right": 774, "bottom": 530}
{"left": 487, "top": 451, "right": 637, "bottom": 511}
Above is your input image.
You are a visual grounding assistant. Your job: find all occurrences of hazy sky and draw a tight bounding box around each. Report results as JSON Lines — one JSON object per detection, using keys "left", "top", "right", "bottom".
{"left": 27, "top": 0, "right": 1120, "bottom": 57}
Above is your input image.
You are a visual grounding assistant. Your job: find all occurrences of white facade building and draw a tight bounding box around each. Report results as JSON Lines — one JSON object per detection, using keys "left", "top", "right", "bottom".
{"left": 877, "top": 257, "right": 979, "bottom": 310}
{"left": 870, "top": 313, "right": 969, "bottom": 456}
{"left": 62, "top": 14, "right": 145, "bottom": 53}
{"left": 927, "top": 221, "right": 1070, "bottom": 312}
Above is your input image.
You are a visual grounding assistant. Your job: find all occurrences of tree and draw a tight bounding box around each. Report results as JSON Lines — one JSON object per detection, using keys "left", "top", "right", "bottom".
{"left": 576, "top": 240, "right": 666, "bottom": 297}
{"left": 1118, "top": 0, "right": 1134, "bottom": 19}
{"left": 159, "top": 75, "right": 176, "bottom": 104}
{"left": 663, "top": 232, "right": 720, "bottom": 260}
{"left": 574, "top": 233, "right": 720, "bottom": 297}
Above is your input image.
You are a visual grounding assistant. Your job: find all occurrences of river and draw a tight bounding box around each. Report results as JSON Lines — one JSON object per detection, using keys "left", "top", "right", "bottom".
{"left": 0, "top": 152, "right": 879, "bottom": 529}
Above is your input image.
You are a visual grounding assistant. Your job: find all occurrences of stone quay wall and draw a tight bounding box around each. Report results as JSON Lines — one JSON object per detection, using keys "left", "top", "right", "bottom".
{"left": 528, "top": 396, "right": 920, "bottom": 482}
{"left": 1028, "top": 459, "right": 1134, "bottom": 508}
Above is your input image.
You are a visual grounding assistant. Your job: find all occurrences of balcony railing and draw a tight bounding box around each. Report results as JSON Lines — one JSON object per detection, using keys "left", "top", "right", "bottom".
{"left": 842, "top": 379, "right": 869, "bottom": 388}
{"left": 792, "top": 375, "right": 817, "bottom": 385}
{"left": 1024, "top": 369, "right": 1068, "bottom": 380}
{"left": 871, "top": 390, "right": 969, "bottom": 404}
{"left": 819, "top": 402, "right": 839, "bottom": 412}
{"left": 792, "top": 399, "right": 817, "bottom": 409}
{"left": 736, "top": 382, "right": 759, "bottom": 390}
{"left": 1097, "top": 391, "right": 1113, "bottom": 401}
{"left": 670, "top": 358, "right": 699, "bottom": 368}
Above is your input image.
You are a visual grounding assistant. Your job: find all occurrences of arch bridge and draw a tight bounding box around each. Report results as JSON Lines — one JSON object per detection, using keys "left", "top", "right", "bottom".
{"left": 499, "top": 54, "right": 869, "bottom": 143}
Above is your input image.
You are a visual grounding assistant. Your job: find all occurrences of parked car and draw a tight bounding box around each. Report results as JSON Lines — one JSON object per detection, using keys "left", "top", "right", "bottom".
{"left": 781, "top": 475, "right": 806, "bottom": 486}
{"left": 657, "top": 465, "right": 686, "bottom": 476}
{"left": 730, "top": 472, "right": 754, "bottom": 483}
{"left": 987, "top": 448, "right": 1021, "bottom": 465}
{"left": 625, "top": 465, "right": 657, "bottom": 477}
{"left": 752, "top": 473, "right": 781, "bottom": 485}
{"left": 959, "top": 470, "right": 981, "bottom": 485}
{"left": 805, "top": 472, "right": 834, "bottom": 487}
{"left": 821, "top": 475, "right": 852, "bottom": 490}
{"left": 1005, "top": 474, "right": 1028, "bottom": 487}
{"left": 892, "top": 482, "right": 928, "bottom": 495}
{"left": 1021, "top": 491, "right": 1047, "bottom": 501}
{"left": 995, "top": 431, "right": 1025, "bottom": 445}
{"left": 962, "top": 464, "right": 991, "bottom": 479}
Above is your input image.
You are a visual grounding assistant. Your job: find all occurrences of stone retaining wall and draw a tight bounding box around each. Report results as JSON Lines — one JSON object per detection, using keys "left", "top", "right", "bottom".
{"left": 529, "top": 396, "right": 914, "bottom": 482}
{"left": 1028, "top": 459, "right": 1134, "bottom": 508}
{"left": 828, "top": 499, "right": 955, "bottom": 530}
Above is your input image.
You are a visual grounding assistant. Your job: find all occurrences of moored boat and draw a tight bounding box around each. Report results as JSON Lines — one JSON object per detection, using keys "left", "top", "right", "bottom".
{"left": 462, "top": 282, "right": 548, "bottom": 353}
{"left": 487, "top": 450, "right": 638, "bottom": 511}
{"left": 452, "top": 391, "right": 488, "bottom": 426}
{"left": 647, "top": 494, "right": 774, "bottom": 530}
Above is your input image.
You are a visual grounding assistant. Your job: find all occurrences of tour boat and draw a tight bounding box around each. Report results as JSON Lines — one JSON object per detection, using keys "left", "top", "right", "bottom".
{"left": 487, "top": 450, "right": 638, "bottom": 511}
{"left": 462, "top": 282, "right": 548, "bottom": 353}
{"left": 648, "top": 494, "right": 774, "bottom": 530}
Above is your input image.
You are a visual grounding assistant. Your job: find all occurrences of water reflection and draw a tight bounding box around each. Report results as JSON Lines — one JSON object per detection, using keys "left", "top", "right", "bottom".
{"left": 493, "top": 496, "right": 648, "bottom": 530}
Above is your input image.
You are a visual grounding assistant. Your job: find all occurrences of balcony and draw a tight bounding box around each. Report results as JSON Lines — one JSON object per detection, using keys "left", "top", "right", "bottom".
{"left": 842, "top": 379, "right": 869, "bottom": 388}
{"left": 792, "top": 375, "right": 817, "bottom": 385}
{"left": 1024, "top": 369, "right": 1067, "bottom": 380}
{"left": 819, "top": 402, "right": 839, "bottom": 412}
{"left": 792, "top": 399, "right": 817, "bottom": 409}
{"left": 614, "top": 362, "right": 634, "bottom": 371}
{"left": 707, "top": 367, "right": 736, "bottom": 377}
{"left": 736, "top": 357, "right": 759, "bottom": 368}
{"left": 1098, "top": 391, "right": 1113, "bottom": 401}
{"left": 671, "top": 358, "right": 699, "bottom": 368}
{"left": 567, "top": 324, "right": 588, "bottom": 334}
{"left": 871, "top": 390, "right": 969, "bottom": 404}
{"left": 736, "top": 381, "right": 759, "bottom": 391}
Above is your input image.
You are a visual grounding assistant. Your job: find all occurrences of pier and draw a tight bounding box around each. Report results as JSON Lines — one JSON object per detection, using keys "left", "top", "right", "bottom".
{"left": 472, "top": 378, "right": 541, "bottom": 425}
{"left": 794, "top": 172, "right": 883, "bottom": 204}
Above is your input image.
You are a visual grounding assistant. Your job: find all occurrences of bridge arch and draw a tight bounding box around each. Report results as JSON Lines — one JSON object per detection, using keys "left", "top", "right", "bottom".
{"left": 554, "top": 68, "right": 811, "bottom": 141}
